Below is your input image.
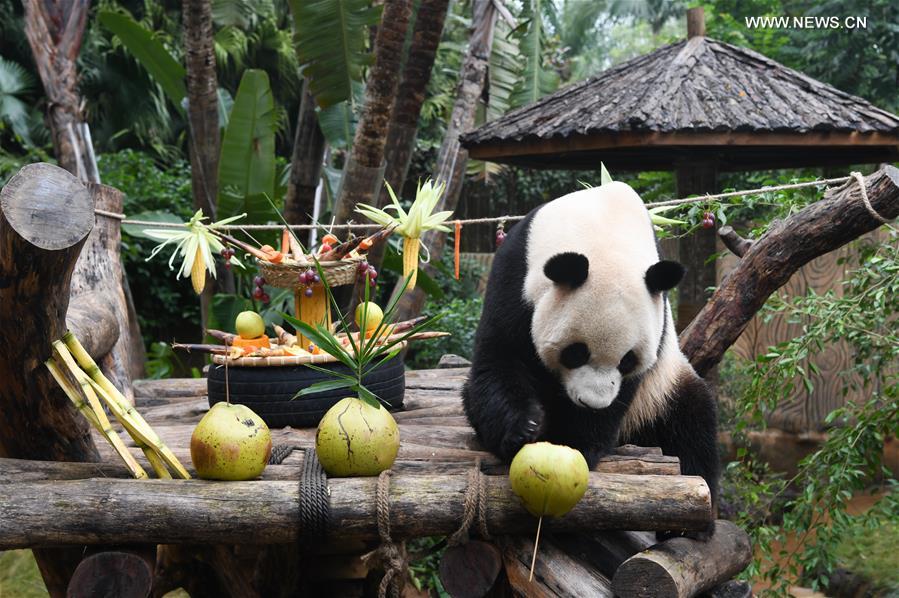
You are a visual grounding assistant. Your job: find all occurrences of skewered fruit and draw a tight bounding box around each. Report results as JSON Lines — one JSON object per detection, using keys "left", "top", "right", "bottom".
{"left": 316, "top": 397, "right": 399, "bottom": 476}
{"left": 191, "top": 402, "right": 272, "bottom": 480}
{"left": 509, "top": 442, "right": 589, "bottom": 517}
{"left": 236, "top": 311, "right": 265, "bottom": 339}
{"left": 355, "top": 302, "right": 384, "bottom": 333}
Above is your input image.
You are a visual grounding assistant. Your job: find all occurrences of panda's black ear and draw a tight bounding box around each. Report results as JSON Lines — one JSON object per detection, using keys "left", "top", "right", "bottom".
{"left": 645, "top": 260, "right": 685, "bottom": 293}
{"left": 544, "top": 252, "right": 589, "bottom": 289}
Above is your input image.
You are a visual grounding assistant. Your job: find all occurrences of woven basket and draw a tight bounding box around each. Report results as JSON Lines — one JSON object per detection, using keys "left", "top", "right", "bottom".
{"left": 211, "top": 341, "right": 407, "bottom": 367}
{"left": 257, "top": 255, "right": 364, "bottom": 289}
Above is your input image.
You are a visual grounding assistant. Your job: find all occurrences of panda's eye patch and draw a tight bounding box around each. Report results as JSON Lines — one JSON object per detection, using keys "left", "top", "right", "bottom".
{"left": 617, "top": 351, "right": 638, "bottom": 375}
{"left": 560, "top": 343, "right": 590, "bottom": 369}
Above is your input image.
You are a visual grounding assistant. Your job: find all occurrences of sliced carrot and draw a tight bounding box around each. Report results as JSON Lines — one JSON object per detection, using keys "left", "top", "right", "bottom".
{"left": 322, "top": 233, "right": 339, "bottom": 245}
{"left": 281, "top": 228, "right": 290, "bottom": 254}
{"left": 232, "top": 336, "right": 271, "bottom": 351}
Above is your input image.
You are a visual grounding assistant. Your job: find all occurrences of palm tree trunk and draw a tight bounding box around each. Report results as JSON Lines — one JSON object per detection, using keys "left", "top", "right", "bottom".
{"left": 23, "top": 0, "right": 94, "bottom": 181}
{"left": 182, "top": 0, "right": 224, "bottom": 332}
{"left": 284, "top": 80, "right": 326, "bottom": 226}
{"left": 391, "top": 0, "right": 498, "bottom": 321}
{"left": 333, "top": 0, "right": 413, "bottom": 224}
{"left": 364, "top": 0, "right": 451, "bottom": 273}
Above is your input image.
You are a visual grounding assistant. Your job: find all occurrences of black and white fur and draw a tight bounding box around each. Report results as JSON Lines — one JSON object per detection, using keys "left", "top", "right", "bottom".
{"left": 462, "top": 182, "right": 719, "bottom": 517}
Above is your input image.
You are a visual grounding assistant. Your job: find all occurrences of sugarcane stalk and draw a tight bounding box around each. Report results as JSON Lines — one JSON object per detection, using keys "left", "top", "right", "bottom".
{"left": 402, "top": 237, "right": 421, "bottom": 290}
{"left": 318, "top": 236, "right": 363, "bottom": 261}
{"left": 213, "top": 232, "right": 272, "bottom": 261}
{"left": 63, "top": 332, "right": 190, "bottom": 480}
{"left": 206, "top": 329, "right": 237, "bottom": 345}
{"left": 86, "top": 378, "right": 190, "bottom": 480}
{"left": 172, "top": 342, "right": 233, "bottom": 355}
{"left": 50, "top": 343, "right": 148, "bottom": 479}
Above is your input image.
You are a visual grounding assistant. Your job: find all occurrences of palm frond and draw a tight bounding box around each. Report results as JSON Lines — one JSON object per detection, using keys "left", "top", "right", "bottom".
{"left": 511, "top": 0, "right": 560, "bottom": 108}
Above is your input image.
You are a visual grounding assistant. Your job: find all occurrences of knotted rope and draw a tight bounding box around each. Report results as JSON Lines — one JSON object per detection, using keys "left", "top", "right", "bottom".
{"left": 850, "top": 171, "right": 893, "bottom": 225}
{"left": 448, "top": 459, "right": 491, "bottom": 546}
{"left": 362, "top": 470, "right": 408, "bottom": 598}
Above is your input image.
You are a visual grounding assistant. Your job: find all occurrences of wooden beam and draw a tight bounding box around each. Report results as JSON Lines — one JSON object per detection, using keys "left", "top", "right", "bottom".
{"left": 680, "top": 165, "right": 899, "bottom": 376}
{"left": 466, "top": 130, "right": 899, "bottom": 162}
{"left": 0, "top": 473, "right": 711, "bottom": 549}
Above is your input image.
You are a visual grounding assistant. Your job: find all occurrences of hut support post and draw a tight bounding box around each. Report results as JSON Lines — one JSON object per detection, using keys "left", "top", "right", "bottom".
{"left": 675, "top": 160, "right": 718, "bottom": 332}
{"left": 0, "top": 163, "right": 111, "bottom": 596}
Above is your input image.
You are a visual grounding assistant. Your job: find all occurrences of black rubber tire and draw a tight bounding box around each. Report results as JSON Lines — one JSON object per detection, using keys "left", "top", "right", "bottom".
{"left": 207, "top": 358, "right": 405, "bottom": 428}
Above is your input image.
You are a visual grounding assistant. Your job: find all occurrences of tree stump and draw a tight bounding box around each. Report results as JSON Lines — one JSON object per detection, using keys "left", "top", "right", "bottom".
{"left": 0, "top": 162, "right": 101, "bottom": 596}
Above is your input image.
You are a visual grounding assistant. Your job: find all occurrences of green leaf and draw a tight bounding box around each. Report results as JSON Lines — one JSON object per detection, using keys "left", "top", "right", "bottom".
{"left": 122, "top": 211, "right": 184, "bottom": 240}
{"left": 600, "top": 162, "right": 613, "bottom": 185}
{"left": 294, "top": 378, "right": 354, "bottom": 398}
{"left": 0, "top": 56, "right": 36, "bottom": 145}
{"left": 290, "top": 0, "right": 381, "bottom": 109}
{"left": 218, "top": 69, "right": 276, "bottom": 222}
{"left": 99, "top": 11, "right": 186, "bottom": 105}
{"left": 355, "top": 384, "right": 380, "bottom": 408}
{"left": 511, "top": 0, "right": 560, "bottom": 108}
{"left": 281, "top": 312, "right": 356, "bottom": 370}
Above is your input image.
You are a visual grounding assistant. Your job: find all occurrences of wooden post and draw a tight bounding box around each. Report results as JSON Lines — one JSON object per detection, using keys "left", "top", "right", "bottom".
{"left": 675, "top": 161, "right": 718, "bottom": 332}
{"left": 686, "top": 7, "right": 705, "bottom": 38}
{"left": 0, "top": 163, "right": 100, "bottom": 596}
{"left": 71, "top": 183, "right": 135, "bottom": 404}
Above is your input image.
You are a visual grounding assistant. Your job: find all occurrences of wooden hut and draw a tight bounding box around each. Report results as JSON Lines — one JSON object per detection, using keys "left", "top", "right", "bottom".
{"left": 460, "top": 7, "right": 899, "bottom": 334}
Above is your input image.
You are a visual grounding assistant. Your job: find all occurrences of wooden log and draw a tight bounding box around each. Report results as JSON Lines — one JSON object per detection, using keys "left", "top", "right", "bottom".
{"left": 71, "top": 183, "right": 135, "bottom": 404}
{"left": 0, "top": 163, "right": 100, "bottom": 596}
{"left": 0, "top": 473, "right": 711, "bottom": 548}
{"left": 681, "top": 165, "right": 899, "bottom": 376}
{"left": 66, "top": 291, "right": 119, "bottom": 360}
{"left": 66, "top": 548, "right": 155, "bottom": 598}
{"left": 502, "top": 535, "right": 613, "bottom": 597}
{"left": 611, "top": 520, "right": 752, "bottom": 598}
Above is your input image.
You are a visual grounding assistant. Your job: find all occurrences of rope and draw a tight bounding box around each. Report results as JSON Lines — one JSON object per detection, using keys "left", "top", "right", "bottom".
{"left": 850, "top": 171, "right": 892, "bottom": 224}
{"left": 362, "top": 470, "right": 408, "bottom": 598}
{"left": 448, "top": 459, "right": 491, "bottom": 546}
{"left": 269, "top": 443, "right": 298, "bottom": 465}
{"left": 96, "top": 174, "right": 871, "bottom": 231}
{"left": 298, "top": 447, "right": 330, "bottom": 540}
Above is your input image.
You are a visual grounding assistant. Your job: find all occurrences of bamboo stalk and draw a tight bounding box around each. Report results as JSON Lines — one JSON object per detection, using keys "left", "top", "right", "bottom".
{"left": 63, "top": 332, "right": 190, "bottom": 480}
{"left": 49, "top": 344, "right": 148, "bottom": 479}
{"left": 273, "top": 325, "right": 298, "bottom": 347}
{"left": 86, "top": 379, "right": 189, "bottom": 480}
{"left": 205, "top": 329, "right": 237, "bottom": 345}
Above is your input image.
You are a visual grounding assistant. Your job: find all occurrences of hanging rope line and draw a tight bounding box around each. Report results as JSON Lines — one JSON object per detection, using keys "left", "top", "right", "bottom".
{"left": 95, "top": 172, "right": 893, "bottom": 231}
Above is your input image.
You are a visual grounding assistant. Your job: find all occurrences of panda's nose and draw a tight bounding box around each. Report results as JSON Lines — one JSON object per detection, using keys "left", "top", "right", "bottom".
{"left": 560, "top": 342, "right": 590, "bottom": 369}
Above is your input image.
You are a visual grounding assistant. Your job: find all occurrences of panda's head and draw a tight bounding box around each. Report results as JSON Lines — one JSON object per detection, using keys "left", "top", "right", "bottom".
{"left": 523, "top": 182, "right": 683, "bottom": 410}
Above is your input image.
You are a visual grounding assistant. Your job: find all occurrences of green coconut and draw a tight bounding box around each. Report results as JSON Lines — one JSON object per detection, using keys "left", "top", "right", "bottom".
{"left": 190, "top": 402, "right": 272, "bottom": 480}
{"left": 509, "top": 442, "right": 589, "bottom": 517}
{"left": 316, "top": 397, "right": 399, "bottom": 476}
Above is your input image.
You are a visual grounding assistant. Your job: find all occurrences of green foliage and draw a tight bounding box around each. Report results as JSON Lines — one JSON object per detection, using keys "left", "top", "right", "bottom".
{"left": 218, "top": 69, "right": 277, "bottom": 222}
{"left": 723, "top": 227, "right": 899, "bottom": 595}
{"left": 512, "top": 0, "right": 560, "bottom": 107}
{"left": 97, "top": 150, "right": 200, "bottom": 346}
{"left": 0, "top": 56, "right": 36, "bottom": 145}
{"left": 98, "top": 10, "right": 187, "bottom": 105}
{"left": 290, "top": 0, "right": 380, "bottom": 109}
{"left": 145, "top": 341, "right": 202, "bottom": 379}
{"left": 408, "top": 537, "right": 449, "bottom": 596}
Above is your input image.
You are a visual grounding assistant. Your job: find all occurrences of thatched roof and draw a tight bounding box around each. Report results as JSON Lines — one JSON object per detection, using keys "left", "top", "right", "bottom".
{"left": 461, "top": 36, "right": 899, "bottom": 170}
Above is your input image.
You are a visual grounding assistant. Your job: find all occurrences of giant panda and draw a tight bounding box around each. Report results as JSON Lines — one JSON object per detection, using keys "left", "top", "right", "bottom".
{"left": 462, "top": 181, "right": 719, "bottom": 517}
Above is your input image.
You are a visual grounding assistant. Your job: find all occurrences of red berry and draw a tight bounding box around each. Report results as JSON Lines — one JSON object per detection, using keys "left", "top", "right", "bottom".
{"left": 224, "top": 262, "right": 231, "bottom": 270}
{"left": 252, "top": 287, "right": 264, "bottom": 300}
{"left": 367, "top": 267, "right": 378, "bottom": 280}
{"left": 357, "top": 261, "right": 369, "bottom": 274}
{"left": 261, "top": 293, "right": 270, "bottom": 303}
{"left": 495, "top": 230, "right": 507, "bottom": 247}
{"left": 312, "top": 273, "right": 320, "bottom": 283}
{"left": 304, "top": 287, "right": 314, "bottom": 297}
{"left": 701, "top": 212, "right": 715, "bottom": 229}
{"left": 254, "top": 275, "right": 265, "bottom": 287}
{"left": 320, "top": 243, "right": 332, "bottom": 254}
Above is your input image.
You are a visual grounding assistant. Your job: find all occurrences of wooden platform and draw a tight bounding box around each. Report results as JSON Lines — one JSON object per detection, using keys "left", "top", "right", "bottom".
{"left": 1, "top": 367, "right": 750, "bottom": 597}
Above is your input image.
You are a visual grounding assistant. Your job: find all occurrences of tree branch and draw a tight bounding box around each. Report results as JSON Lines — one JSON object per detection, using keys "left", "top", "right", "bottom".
{"left": 680, "top": 166, "right": 899, "bottom": 377}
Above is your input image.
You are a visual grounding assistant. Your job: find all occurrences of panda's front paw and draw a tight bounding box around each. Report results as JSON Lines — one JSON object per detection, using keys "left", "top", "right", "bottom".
{"left": 499, "top": 403, "right": 545, "bottom": 460}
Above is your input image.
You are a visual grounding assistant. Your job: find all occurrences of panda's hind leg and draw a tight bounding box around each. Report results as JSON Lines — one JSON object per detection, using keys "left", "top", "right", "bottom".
{"left": 624, "top": 374, "right": 720, "bottom": 539}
